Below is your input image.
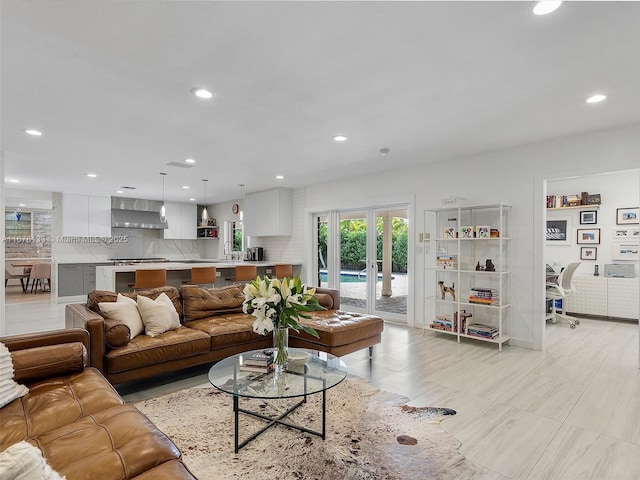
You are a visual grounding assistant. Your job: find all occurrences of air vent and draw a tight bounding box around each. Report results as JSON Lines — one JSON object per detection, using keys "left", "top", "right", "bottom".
{"left": 120, "top": 186, "right": 137, "bottom": 190}
{"left": 166, "top": 162, "right": 195, "bottom": 169}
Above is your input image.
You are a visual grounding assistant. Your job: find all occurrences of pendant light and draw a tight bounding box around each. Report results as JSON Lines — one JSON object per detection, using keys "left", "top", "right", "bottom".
{"left": 159, "top": 172, "right": 167, "bottom": 223}
{"left": 239, "top": 184, "right": 245, "bottom": 221}
{"left": 201, "top": 179, "right": 209, "bottom": 226}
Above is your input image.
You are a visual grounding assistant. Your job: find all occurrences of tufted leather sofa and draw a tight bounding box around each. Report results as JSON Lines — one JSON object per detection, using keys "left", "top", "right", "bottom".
{"left": 0, "top": 328, "right": 196, "bottom": 479}
{"left": 65, "top": 285, "right": 383, "bottom": 385}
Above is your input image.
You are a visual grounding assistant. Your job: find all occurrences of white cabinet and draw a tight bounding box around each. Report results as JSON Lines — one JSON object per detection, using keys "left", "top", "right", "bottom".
{"left": 564, "top": 276, "right": 607, "bottom": 316}
{"left": 566, "top": 275, "right": 639, "bottom": 319}
{"left": 424, "top": 204, "right": 511, "bottom": 350}
{"left": 163, "top": 203, "right": 197, "bottom": 240}
{"left": 61, "top": 194, "right": 111, "bottom": 237}
{"left": 244, "top": 188, "right": 293, "bottom": 237}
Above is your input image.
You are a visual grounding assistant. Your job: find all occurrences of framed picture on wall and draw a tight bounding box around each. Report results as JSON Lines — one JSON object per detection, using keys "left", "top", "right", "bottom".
{"left": 546, "top": 217, "right": 571, "bottom": 245}
{"left": 580, "top": 247, "right": 597, "bottom": 260}
{"left": 577, "top": 228, "right": 600, "bottom": 244}
{"left": 579, "top": 210, "right": 597, "bottom": 225}
{"left": 612, "top": 242, "right": 639, "bottom": 260}
{"left": 616, "top": 207, "right": 639, "bottom": 225}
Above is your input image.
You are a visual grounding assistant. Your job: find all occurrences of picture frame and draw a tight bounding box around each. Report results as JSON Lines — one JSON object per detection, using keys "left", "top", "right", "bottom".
{"left": 460, "top": 226, "right": 473, "bottom": 238}
{"left": 546, "top": 217, "right": 571, "bottom": 245}
{"left": 612, "top": 242, "right": 639, "bottom": 260}
{"left": 580, "top": 247, "right": 597, "bottom": 260}
{"left": 579, "top": 210, "right": 597, "bottom": 225}
{"left": 475, "top": 225, "right": 490, "bottom": 239}
{"left": 576, "top": 228, "right": 600, "bottom": 244}
{"left": 616, "top": 207, "right": 639, "bottom": 225}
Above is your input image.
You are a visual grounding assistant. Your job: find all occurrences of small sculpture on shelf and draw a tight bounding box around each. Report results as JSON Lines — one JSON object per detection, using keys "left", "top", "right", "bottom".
{"left": 485, "top": 259, "right": 495, "bottom": 272}
{"left": 475, "top": 261, "right": 484, "bottom": 271}
{"left": 438, "top": 281, "right": 455, "bottom": 301}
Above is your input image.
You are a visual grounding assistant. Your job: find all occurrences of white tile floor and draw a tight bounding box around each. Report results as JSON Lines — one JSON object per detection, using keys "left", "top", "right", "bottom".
{"left": 3, "top": 300, "right": 639, "bottom": 480}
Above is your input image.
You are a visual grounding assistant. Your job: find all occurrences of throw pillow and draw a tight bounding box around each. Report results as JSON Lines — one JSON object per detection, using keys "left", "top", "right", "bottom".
{"left": 0, "top": 441, "right": 66, "bottom": 480}
{"left": 99, "top": 294, "right": 144, "bottom": 339}
{"left": 137, "top": 292, "right": 180, "bottom": 337}
{"left": 0, "top": 342, "right": 29, "bottom": 409}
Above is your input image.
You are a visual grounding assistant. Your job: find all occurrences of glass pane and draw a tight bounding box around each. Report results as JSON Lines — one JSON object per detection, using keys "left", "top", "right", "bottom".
{"left": 374, "top": 209, "right": 408, "bottom": 317}
{"left": 339, "top": 211, "right": 367, "bottom": 311}
{"left": 316, "top": 215, "right": 328, "bottom": 287}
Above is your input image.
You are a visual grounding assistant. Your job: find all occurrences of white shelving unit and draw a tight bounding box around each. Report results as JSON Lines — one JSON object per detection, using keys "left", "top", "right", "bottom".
{"left": 424, "top": 203, "right": 511, "bottom": 350}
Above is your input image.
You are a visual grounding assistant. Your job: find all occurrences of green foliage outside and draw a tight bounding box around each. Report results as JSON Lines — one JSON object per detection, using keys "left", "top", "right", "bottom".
{"left": 316, "top": 217, "right": 408, "bottom": 273}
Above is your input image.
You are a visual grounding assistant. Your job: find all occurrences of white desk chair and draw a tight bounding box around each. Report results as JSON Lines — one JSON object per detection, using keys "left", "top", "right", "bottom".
{"left": 546, "top": 261, "right": 581, "bottom": 328}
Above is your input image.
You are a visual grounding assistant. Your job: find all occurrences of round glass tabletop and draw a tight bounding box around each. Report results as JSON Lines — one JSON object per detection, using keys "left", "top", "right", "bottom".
{"left": 208, "top": 348, "right": 348, "bottom": 400}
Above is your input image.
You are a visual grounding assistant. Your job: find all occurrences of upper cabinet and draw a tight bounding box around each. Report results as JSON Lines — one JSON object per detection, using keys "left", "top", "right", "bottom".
{"left": 243, "top": 188, "right": 293, "bottom": 237}
{"left": 62, "top": 194, "right": 111, "bottom": 237}
{"left": 163, "top": 203, "right": 197, "bottom": 240}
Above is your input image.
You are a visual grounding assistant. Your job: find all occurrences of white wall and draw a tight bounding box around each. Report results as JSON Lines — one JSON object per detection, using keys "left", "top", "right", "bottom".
{"left": 304, "top": 123, "right": 640, "bottom": 350}
{"left": 547, "top": 171, "right": 639, "bottom": 277}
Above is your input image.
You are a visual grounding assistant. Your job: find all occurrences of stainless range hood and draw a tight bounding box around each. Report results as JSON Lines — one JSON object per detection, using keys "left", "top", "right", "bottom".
{"left": 111, "top": 197, "right": 168, "bottom": 229}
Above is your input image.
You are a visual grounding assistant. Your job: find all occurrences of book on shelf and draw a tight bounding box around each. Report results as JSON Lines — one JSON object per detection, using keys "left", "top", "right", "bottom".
{"left": 466, "top": 323, "right": 499, "bottom": 339}
{"left": 430, "top": 310, "right": 472, "bottom": 332}
{"left": 242, "top": 351, "right": 274, "bottom": 367}
{"left": 436, "top": 254, "right": 458, "bottom": 269}
{"left": 469, "top": 287, "right": 499, "bottom": 305}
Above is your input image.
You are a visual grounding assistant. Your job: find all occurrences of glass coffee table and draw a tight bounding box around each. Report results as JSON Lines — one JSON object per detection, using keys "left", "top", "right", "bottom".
{"left": 208, "top": 348, "right": 348, "bottom": 452}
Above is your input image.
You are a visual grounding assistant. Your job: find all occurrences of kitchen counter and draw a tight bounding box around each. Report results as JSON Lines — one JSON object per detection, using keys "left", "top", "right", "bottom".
{"left": 95, "top": 261, "right": 302, "bottom": 292}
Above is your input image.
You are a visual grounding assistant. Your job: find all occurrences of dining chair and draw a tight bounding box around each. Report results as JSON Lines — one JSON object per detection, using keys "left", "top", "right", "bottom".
{"left": 29, "top": 263, "right": 51, "bottom": 294}
{"left": 5, "top": 269, "right": 30, "bottom": 294}
{"left": 182, "top": 266, "right": 217, "bottom": 287}
{"left": 225, "top": 265, "right": 257, "bottom": 284}
{"left": 128, "top": 269, "right": 167, "bottom": 291}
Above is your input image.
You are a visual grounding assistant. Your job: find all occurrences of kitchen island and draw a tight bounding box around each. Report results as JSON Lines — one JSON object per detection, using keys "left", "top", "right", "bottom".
{"left": 95, "top": 261, "right": 302, "bottom": 293}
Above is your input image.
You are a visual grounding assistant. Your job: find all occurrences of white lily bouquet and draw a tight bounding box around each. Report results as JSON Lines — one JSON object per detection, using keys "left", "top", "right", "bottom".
{"left": 242, "top": 276, "right": 323, "bottom": 369}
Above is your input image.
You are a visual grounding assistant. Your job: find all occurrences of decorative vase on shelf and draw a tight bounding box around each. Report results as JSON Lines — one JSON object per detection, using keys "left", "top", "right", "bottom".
{"left": 272, "top": 325, "right": 289, "bottom": 374}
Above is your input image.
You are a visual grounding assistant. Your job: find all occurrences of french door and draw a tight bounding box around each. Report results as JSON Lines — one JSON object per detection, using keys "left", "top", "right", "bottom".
{"left": 313, "top": 205, "right": 408, "bottom": 323}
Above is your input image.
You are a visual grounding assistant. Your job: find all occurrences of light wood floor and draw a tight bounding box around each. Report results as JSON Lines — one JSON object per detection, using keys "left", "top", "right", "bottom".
{"left": 3, "top": 303, "right": 639, "bottom": 479}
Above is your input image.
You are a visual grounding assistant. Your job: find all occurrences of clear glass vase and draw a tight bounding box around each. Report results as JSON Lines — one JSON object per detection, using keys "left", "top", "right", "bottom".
{"left": 272, "top": 325, "right": 289, "bottom": 374}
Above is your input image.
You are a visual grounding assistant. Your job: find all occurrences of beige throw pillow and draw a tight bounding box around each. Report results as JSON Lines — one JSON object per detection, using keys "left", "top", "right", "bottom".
{"left": 137, "top": 292, "right": 180, "bottom": 337}
{"left": 98, "top": 294, "right": 144, "bottom": 339}
{"left": 0, "top": 342, "right": 29, "bottom": 409}
{"left": 0, "top": 441, "right": 66, "bottom": 480}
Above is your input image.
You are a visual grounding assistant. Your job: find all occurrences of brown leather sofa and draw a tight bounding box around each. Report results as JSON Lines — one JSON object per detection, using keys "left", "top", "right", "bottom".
{"left": 0, "top": 328, "right": 196, "bottom": 479}
{"left": 65, "top": 284, "right": 384, "bottom": 385}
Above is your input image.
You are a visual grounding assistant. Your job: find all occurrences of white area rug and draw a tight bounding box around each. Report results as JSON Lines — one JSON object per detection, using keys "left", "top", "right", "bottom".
{"left": 135, "top": 376, "right": 488, "bottom": 479}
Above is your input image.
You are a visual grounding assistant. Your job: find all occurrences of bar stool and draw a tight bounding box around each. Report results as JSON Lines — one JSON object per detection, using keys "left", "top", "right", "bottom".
{"left": 225, "top": 265, "right": 257, "bottom": 284}
{"left": 273, "top": 263, "right": 293, "bottom": 280}
{"left": 128, "top": 269, "right": 167, "bottom": 291}
{"left": 182, "top": 266, "right": 217, "bottom": 287}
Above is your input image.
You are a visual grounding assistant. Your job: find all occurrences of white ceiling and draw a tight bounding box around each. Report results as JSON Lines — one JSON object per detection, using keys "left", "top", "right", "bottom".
{"left": 2, "top": 1, "right": 640, "bottom": 207}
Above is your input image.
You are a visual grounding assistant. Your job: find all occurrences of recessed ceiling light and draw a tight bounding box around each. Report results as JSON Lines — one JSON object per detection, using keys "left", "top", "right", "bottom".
{"left": 18, "top": 203, "right": 25, "bottom": 207}
{"left": 189, "top": 198, "right": 196, "bottom": 202}
{"left": 586, "top": 94, "right": 607, "bottom": 104}
{"left": 533, "top": 1, "right": 562, "bottom": 15}
{"left": 86, "top": 173, "right": 97, "bottom": 178}
{"left": 116, "top": 190, "right": 124, "bottom": 194}
{"left": 25, "top": 129, "right": 42, "bottom": 136}
{"left": 191, "top": 88, "right": 214, "bottom": 99}
{"left": 333, "top": 135, "right": 348, "bottom": 142}
{"left": 7, "top": 178, "right": 20, "bottom": 183}
{"left": 182, "top": 185, "right": 190, "bottom": 189}
{"left": 379, "top": 147, "right": 390, "bottom": 155}
{"left": 275, "top": 175, "right": 284, "bottom": 180}
{"left": 185, "top": 158, "right": 196, "bottom": 164}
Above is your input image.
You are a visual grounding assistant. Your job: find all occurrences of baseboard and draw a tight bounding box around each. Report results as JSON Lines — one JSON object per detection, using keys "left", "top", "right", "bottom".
{"left": 508, "top": 337, "right": 535, "bottom": 350}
